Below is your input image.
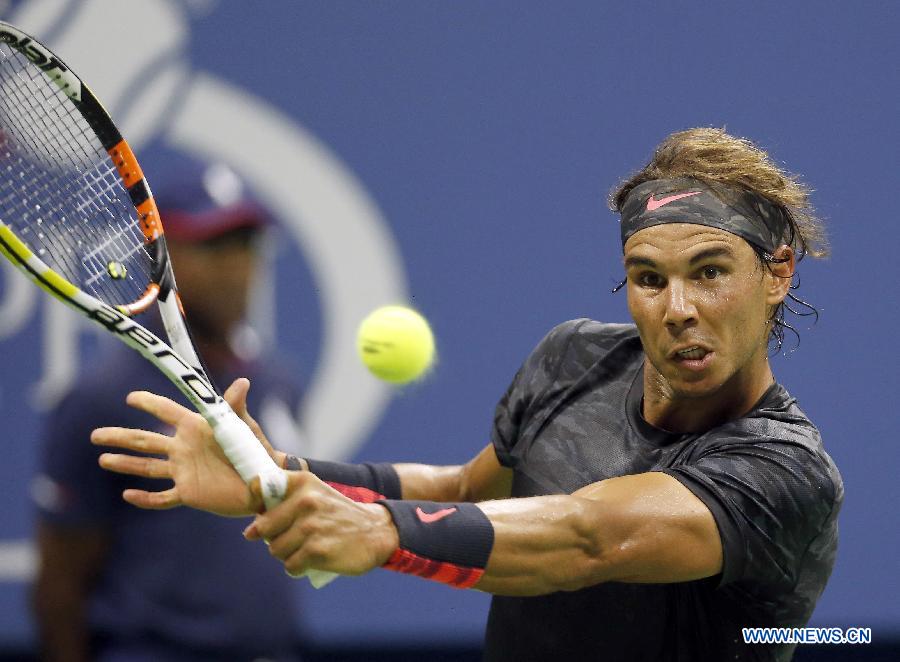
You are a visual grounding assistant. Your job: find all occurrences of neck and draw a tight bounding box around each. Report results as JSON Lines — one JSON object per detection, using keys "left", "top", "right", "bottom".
{"left": 641, "top": 355, "right": 775, "bottom": 434}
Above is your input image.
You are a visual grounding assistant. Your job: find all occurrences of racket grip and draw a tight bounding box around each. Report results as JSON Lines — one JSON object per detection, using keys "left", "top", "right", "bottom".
{"left": 210, "top": 406, "right": 284, "bottom": 488}
{"left": 210, "top": 407, "right": 338, "bottom": 588}
{"left": 305, "top": 569, "right": 339, "bottom": 588}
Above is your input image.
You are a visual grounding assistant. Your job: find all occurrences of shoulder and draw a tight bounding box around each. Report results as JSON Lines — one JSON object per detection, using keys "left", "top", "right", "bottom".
{"left": 505, "top": 318, "right": 640, "bottom": 409}
{"left": 531, "top": 319, "right": 639, "bottom": 362}
{"left": 696, "top": 391, "right": 843, "bottom": 515}
{"left": 530, "top": 320, "right": 641, "bottom": 384}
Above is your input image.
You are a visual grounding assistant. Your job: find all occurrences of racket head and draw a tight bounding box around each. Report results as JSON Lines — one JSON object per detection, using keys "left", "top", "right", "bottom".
{"left": 0, "top": 21, "right": 166, "bottom": 317}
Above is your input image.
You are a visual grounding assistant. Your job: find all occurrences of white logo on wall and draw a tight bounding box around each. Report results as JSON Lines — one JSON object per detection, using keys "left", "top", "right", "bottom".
{"left": 1, "top": 0, "right": 407, "bottom": 461}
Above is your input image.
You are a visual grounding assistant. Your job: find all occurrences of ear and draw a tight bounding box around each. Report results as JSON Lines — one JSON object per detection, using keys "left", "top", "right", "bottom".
{"left": 765, "top": 244, "right": 795, "bottom": 307}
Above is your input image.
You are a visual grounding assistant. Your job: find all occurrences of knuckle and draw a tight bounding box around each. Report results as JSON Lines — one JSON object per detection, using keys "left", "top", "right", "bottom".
{"left": 268, "top": 536, "right": 292, "bottom": 560}
{"left": 183, "top": 414, "right": 208, "bottom": 434}
{"left": 305, "top": 541, "right": 328, "bottom": 562}
{"left": 296, "top": 523, "right": 315, "bottom": 541}
{"left": 293, "top": 471, "right": 314, "bottom": 488}
{"left": 295, "top": 493, "right": 320, "bottom": 511}
{"left": 284, "top": 555, "right": 305, "bottom": 576}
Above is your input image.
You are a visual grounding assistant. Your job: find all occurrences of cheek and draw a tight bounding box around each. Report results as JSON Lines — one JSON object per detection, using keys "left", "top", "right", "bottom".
{"left": 626, "top": 291, "right": 667, "bottom": 358}
{"left": 626, "top": 291, "right": 656, "bottom": 334}
{"left": 707, "top": 283, "right": 769, "bottom": 344}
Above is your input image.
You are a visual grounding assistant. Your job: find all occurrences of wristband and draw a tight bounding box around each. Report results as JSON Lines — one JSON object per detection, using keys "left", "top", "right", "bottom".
{"left": 377, "top": 500, "right": 494, "bottom": 589}
{"left": 283, "top": 454, "right": 303, "bottom": 471}
{"left": 287, "top": 457, "right": 402, "bottom": 503}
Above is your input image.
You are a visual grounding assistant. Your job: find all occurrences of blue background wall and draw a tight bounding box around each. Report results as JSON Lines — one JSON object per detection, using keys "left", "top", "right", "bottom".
{"left": 1, "top": 0, "right": 898, "bottom": 654}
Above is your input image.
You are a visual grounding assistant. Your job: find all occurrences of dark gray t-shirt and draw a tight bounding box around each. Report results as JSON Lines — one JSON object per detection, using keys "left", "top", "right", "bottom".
{"left": 485, "top": 320, "right": 842, "bottom": 662}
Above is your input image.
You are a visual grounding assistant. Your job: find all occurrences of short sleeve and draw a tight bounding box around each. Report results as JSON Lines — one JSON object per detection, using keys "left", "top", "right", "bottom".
{"left": 491, "top": 320, "right": 587, "bottom": 466}
{"left": 33, "top": 388, "right": 123, "bottom": 527}
{"left": 662, "top": 438, "right": 840, "bottom": 590}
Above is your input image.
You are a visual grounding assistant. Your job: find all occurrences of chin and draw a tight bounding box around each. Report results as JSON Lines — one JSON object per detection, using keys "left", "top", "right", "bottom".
{"left": 669, "top": 382, "right": 723, "bottom": 401}
{"left": 662, "top": 368, "right": 731, "bottom": 400}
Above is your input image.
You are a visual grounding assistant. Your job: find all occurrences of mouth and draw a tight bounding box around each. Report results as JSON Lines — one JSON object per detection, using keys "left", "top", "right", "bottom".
{"left": 669, "top": 345, "right": 714, "bottom": 371}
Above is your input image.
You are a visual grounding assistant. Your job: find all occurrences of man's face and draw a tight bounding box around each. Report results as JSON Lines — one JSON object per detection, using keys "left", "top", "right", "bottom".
{"left": 624, "top": 223, "right": 789, "bottom": 401}
{"left": 168, "top": 230, "right": 260, "bottom": 340}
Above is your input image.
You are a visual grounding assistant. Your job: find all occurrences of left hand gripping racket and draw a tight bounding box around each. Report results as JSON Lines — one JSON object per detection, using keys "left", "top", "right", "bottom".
{"left": 0, "top": 21, "right": 336, "bottom": 588}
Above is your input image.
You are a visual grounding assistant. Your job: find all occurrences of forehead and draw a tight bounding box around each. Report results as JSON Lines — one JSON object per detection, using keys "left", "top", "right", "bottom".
{"left": 623, "top": 223, "right": 754, "bottom": 263}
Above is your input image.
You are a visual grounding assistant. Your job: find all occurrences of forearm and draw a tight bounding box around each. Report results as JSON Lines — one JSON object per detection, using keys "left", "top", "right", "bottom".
{"left": 32, "top": 525, "right": 109, "bottom": 662}
{"left": 394, "top": 463, "right": 466, "bottom": 501}
{"left": 283, "top": 457, "right": 466, "bottom": 501}
{"left": 251, "top": 467, "right": 717, "bottom": 592}
{"left": 373, "top": 494, "right": 590, "bottom": 594}
{"left": 475, "top": 472, "right": 721, "bottom": 594}
{"left": 378, "top": 472, "right": 721, "bottom": 595}
{"left": 32, "top": 582, "right": 91, "bottom": 662}
{"left": 474, "top": 495, "right": 607, "bottom": 595}
{"left": 286, "top": 444, "right": 511, "bottom": 504}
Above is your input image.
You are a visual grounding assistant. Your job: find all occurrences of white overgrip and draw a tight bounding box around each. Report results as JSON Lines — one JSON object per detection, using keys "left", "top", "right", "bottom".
{"left": 209, "top": 405, "right": 337, "bottom": 588}
{"left": 209, "top": 405, "right": 286, "bottom": 496}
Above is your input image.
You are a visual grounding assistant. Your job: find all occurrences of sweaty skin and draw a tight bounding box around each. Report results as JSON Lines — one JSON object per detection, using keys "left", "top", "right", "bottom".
{"left": 624, "top": 224, "right": 794, "bottom": 432}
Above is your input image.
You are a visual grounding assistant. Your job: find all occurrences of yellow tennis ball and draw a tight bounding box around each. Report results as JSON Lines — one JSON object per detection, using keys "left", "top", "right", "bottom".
{"left": 357, "top": 305, "right": 435, "bottom": 384}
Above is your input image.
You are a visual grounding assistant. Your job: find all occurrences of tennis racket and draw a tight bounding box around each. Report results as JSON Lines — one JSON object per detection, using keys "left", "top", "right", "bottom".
{"left": 0, "top": 21, "right": 335, "bottom": 587}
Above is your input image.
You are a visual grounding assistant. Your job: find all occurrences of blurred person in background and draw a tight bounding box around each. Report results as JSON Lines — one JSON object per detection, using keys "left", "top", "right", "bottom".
{"left": 31, "top": 151, "right": 306, "bottom": 662}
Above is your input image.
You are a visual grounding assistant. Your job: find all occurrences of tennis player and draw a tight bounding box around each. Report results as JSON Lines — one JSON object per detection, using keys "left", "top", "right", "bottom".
{"left": 94, "top": 128, "right": 842, "bottom": 661}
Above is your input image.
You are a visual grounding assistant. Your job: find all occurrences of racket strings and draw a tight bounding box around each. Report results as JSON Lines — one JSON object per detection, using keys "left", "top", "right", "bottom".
{"left": 0, "top": 42, "right": 154, "bottom": 307}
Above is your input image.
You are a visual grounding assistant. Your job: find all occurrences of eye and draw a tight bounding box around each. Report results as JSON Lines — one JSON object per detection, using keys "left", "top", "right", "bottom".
{"left": 637, "top": 272, "right": 665, "bottom": 288}
{"left": 700, "top": 266, "right": 722, "bottom": 280}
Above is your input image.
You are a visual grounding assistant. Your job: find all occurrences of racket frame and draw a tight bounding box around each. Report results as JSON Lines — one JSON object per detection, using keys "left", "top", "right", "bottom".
{"left": 0, "top": 20, "right": 338, "bottom": 586}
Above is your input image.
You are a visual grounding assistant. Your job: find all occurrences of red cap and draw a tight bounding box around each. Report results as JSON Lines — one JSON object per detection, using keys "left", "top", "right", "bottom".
{"left": 151, "top": 159, "right": 271, "bottom": 242}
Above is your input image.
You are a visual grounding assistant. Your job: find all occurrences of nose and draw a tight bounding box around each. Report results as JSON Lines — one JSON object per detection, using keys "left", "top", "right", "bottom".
{"left": 663, "top": 278, "right": 697, "bottom": 330}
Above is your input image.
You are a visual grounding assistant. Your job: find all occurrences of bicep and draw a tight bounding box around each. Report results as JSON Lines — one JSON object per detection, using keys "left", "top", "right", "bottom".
{"left": 575, "top": 471, "right": 722, "bottom": 584}
{"left": 461, "top": 444, "right": 512, "bottom": 502}
{"left": 663, "top": 443, "right": 839, "bottom": 588}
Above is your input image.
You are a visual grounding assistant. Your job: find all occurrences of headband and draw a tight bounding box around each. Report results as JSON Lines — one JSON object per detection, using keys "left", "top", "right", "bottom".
{"left": 619, "top": 177, "right": 789, "bottom": 253}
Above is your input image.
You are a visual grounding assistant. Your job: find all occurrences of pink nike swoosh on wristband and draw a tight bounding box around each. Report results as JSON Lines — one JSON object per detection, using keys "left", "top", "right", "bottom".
{"left": 646, "top": 190, "right": 702, "bottom": 211}
{"left": 415, "top": 506, "right": 458, "bottom": 523}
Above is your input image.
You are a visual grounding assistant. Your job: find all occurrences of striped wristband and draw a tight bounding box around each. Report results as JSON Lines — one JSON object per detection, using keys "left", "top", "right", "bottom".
{"left": 284, "top": 456, "right": 402, "bottom": 503}
{"left": 377, "top": 500, "right": 494, "bottom": 589}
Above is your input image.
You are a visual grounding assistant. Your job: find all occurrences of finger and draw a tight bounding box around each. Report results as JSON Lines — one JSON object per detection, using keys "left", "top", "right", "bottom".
{"left": 251, "top": 503, "right": 296, "bottom": 542}
{"left": 98, "top": 453, "right": 171, "bottom": 480}
{"left": 267, "top": 519, "right": 319, "bottom": 561}
{"left": 283, "top": 545, "right": 313, "bottom": 578}
{"left": 224, "top": 379, "right": 269, "bottom": 448}
{"left": 248, "top": 476, "right": 265, "bottom": 514}
{"left": 125, "top": 391, "right": 191, "bottom": 426}
{"left": 122, "top": 487, "right": 181, "bottom": 510}
{"left": 223, "top": 378, "right": 251, "bottom": 418}
{"left": 91, "top": 427, "right": 170, "bottom": 455}
{"left": 252, "top": 473, "right": 315, "bottom": 540}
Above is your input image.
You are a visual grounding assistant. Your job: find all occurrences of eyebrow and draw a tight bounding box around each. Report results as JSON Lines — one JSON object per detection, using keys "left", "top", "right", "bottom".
{"left": 624, "top": 246, "right": 736, "bottom": 270}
